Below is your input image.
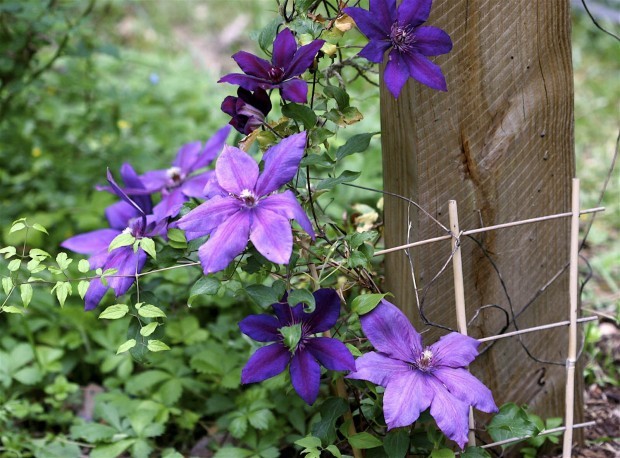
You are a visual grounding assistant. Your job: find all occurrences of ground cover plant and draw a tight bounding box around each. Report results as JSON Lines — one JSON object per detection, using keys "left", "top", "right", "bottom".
{"left": 0, "top": 1, "right": 618, "bottom": 457}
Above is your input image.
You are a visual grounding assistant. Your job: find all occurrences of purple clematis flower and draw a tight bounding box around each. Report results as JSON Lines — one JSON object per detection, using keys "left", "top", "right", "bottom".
{"left": 62, "top": 166, "right": 164, "bottom": 310}
{"left": 348, "top": 300, "right": 497, "bottom": 449}
{"left": 218, "top": 28, "right": 324, "bottom": 103}
{"left": 138, "top": 125, "right": 230, "bottom": 221}
{"left": 344, "top": 0, "right": 453, "bottom": 98}
{"left": 239, "top": 288, "right": 355, "bottom": 405}
{"left": 177, "top": 132, "right": 314, "bottom": 274}
{"left": 221, "top": 88, "right": 272, "bottom": 135}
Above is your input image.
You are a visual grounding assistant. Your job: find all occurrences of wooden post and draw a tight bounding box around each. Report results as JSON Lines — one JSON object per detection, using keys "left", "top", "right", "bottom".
{"left": 380, "top": 0, "right": 579, "bottom": 433}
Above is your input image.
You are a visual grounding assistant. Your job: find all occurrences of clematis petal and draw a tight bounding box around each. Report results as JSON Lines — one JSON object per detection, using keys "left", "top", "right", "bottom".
{"left": 370, "top": 0, "right": 397, "bottom": 32}
{"left": 413, "top": 26, "right": 453, "bottom": 56}
{"left": 344, "top": 6, "right": 388, "bottom": 40}
{"left": 230, "top": 51, "right": 272, "bottom": 78}
{"left": 119, "top": 163, "right": 152, "bottom": 214}
{"left": 139, "top": 170, "right": 168, "bottom": 193}
{"left": 239, "top": 314, "right": 281, "bottom": 342}
{"left": 397, "top": 0, "right": 432, "bottom": 26}
{"left": 181, "top": 172, "right": 212, "bottom": 198}
{"left": 259, "top": 191, "right": 314, "bottom": 238}
{"left": 106, "top": 246, "right": 147, "bottom": 297}
{"left": 153, "top": 188, "right": 188, "bottom": 221}
{"left": 61, "top": 229, "right": 119, "bottom": 258}
{"left": 426, "top": 376, "right": 471, "bottom": 449}
{"left": 203, "top": 175, "right": 227, "bottom": 198}
{"left": 241, "top": 343, "right": 290, "bottom": 384}
{"left": 279, "top": 78, "right": 309, "bottom": 103}
{"left": 216, "top": 145, "right": 259, "bottom": 195}
{"left": 218, "top": 73, "right": 273, "bottom": 92}
{"left": 197, "top": 210, "right": 251, "bottom": 274}
{"left": 384, "top": 49, "right": 410, "bottom": 98}
{"left": 178, "top": 196, "right": 242, "bottom": 239}
{"left": 191, "top": 125, "right": 230, "bottom": 171}
{"left": 305, "top": 337, "right": 355, "bottom": 371}
{"left": 304, "top": 288, "right": 342, "bottom": 332}
{"left": 106, "top": 169, "right": 147, "bottom": 217}
{"left": 172, "top": 141, "right": 203, "bottom": 174}
{"left": 383, "top": 370, "right": 433, "bottom": 429}
{"left": 432, "top": 367, "right": 498, "bottom": 413}
{"left": 404, "top": 52, "right": 447, "bottom": 91}
{"left": 285, "top": 39, "right": 325, "bottom": 79}
{"left": 106, "top": 201, "right": 140, "bottom": 230}
{"left": 429, "top": 332, "right": 480, "bottom": 368}
{"left": 250, "top": 207, "right": 293, "bottom": 265}
{"left": 290, "top": 349, "right": 321, "bottom": 405}
{"left": 359, "top": 39, "right": 391, "bottom": 63}
{"left": 272, "top": 28, "right": 298, "bottom": 69}
{"left": 347, "top": 351, "right": 410, "bottom": 386}
{"left": 84, "top": 278, "right": 109, "bottom": 311}
{"left": 272, "top": 300, "right": 303, "bottom": 326}
{"left": 255, "top": 132, "right": 307, "bottom": 195}
{"left": 360, "top": 299, "right": 423, "bottom": 362}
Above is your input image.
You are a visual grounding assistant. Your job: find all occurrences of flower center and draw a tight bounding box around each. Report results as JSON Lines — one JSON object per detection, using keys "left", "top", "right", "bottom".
{"left": 390, "top": 23, "right": 416, "bottom": 53}
{"left": 166, "top": 166, "right": 185, "bottom": 187}
{"left": 415, "top": 348, "right": 434, "bottom": 372}
{"left": 124, "top": 218, "right": 145, "bottom": 239}
{"left": 239, "top": 188, "right": 258, "bottom": 207}
{"left": 267, "top": 66, "right": 285, "bottom": 82}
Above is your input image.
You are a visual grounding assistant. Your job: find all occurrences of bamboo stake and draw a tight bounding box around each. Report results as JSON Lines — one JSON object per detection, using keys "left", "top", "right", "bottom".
{"left": 374, "top": 206, "right": 604, "bottom": 256}
{"left": 448, "top": 200, "right": 476, "bottom": 446}
{"left": 562, "top": 179, "right": 581, "bottom": 457}
{"left": 477, "top": 316, "right": 597, "bottom": 343}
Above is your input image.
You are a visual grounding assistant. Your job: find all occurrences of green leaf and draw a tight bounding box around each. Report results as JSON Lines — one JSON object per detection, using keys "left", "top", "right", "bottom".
{"left": 348, "top": 432, "right": 383, "bottom": 449}
{"left": 31, "top": 223, "right": 48, "bottom": 234}
{"left": 311, "top": 397, "right": 349, "bottom": 445}
{"left": 282, "top": 103, "right": 317, "bottom": 128}
{"left": 55, "top": 252, "right": 72, "bottom": 270}
{"left": 7, "top": 259, "right": 21, "bottom": 271}
{"left": 99, "top": 303, "right": 129, "bottom": 319}
{"left": 90, "top": 439, "right": 135, "bottom": 458}
{"left": 351, "top": 293, "right": 388, "bottom": 315}
{"left": 287, "top": 288, "right": 316, "bottom": 311}
{"left": 258, "top": 17, "right": 282, "bottom": 54}
{"left": 323, "top": 86, "right": 350, "bottom": 110}
{"left": 2, "top": 277, "right": 12, "bottom": 295}
{"left": 316, "top": 170, "right": 361, "bottom": 191}
{"left": 461, "top": 446, "right": 492, "bottom": 457}
{"left": 167, "top": 228, "right": 187, "bottom": 249}
{"left": 247, "top": 408, "right": 275, "bottom": 430}
{"left": 140, "top": 322, "right": 159, "bottom": 336}
{"left": 70, "top": 422, "right": 118, "bottom": 442}
{"left": 78, "top": 280, "right": 89, "bottom": 299}
{"left": 245, "top": 284, "right": 282, "bottom": 308}
{"left": 336, "top": 132, "right": 379, "bottom": 161}
{"left": 19, "top": 283, "right": 32, "bottom": 307}
{"left": 487, "top": 403, "right": 541, "bottom": 449}
{"left": 294, "top": 436, "right": 322, "bottom": 449}
{"left": 13, "top": 366, "right": 42, "bottom": 384}
{"left": 78, "top": 259, "right": 90, "bottom": 273}
{"left": 29, "top": 248, "right": 50, "bottom": 260}
{"left": 383, "top": 428, "right": 410, "bottom": 457}
{"left": 213, "top": 447, "right": 253, "bottom": 458}
{"left": 147, "top": 340, "right": 170, "bottom": 352}
{"left": 229, "top": 415, "right": 248, "bottom": 438}
{"left": 0, "top": 246, "right": 16, "bottom": 258}
{"left": 189, "top": 276, "right": 220, "bottom": 305}
{"left": 9, "top": 222, "right": 26, "bottom": 233}
{"left": 117, "top": 339, "right": 137, "bottom": 354}
{"left": 140, "top": 237, "right": 157, "bottom": 259}
{"left": 138, "top": 304, "right": 166, "bottom": 318}
{"left": 325, "top": 445, "right": 342, "bottom": 457}
{"left": 2, "top": 305, "right": 23, "bottom": 314}
{"left": 108, "top": 232, "right": 135, "bottom": 252}
{"left": 430, "top": 449, "right": 455, "bottom": 458}
{"left": 55, "top": 281, "right": 71, "bottom": 307}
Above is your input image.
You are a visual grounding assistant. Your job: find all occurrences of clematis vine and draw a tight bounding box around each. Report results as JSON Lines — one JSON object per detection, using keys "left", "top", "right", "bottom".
{"left": 348, "top": 300, "right": 497, "bottom": 449}
{"left": 239, "top": 289, "right": 355, "bottom": 405}
{"left": 62, "top": 166, "right": 164, "bottom": 310}
{"left": 345, "top": 0, "right": 453, "bottom": 98}
{"left": 221, "top": 87, "right": 272, "bottom": 135}
{"left": 218, "top": 28, "right": 324, "bottom": 103}
{"left": 138, "top": 125, "right": 230, "bottom": 221}
{"left": 177, "top": 131, "right": 314, "bottom": 274}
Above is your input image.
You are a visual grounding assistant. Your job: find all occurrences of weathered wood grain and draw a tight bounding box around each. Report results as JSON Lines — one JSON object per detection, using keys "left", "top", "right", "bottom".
{"left": 380, "top": 0, "right": 580, "bottom": 439}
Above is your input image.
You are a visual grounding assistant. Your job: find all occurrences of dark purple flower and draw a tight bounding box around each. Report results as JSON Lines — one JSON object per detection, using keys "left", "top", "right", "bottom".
{"left": 138, "top": 125, "right": 230, "bottom": 221}
{"left": 177, "top": 132, "right": 315, "bottom": 274}
{"left": 218, "top": 28, "right": 324, "bottom": 103}
{"left": 344, "top": 0, "right": 453, "bottom": 98}
{"left": 221, "top": 88, "right": 272, "bottom": 135}
{"left": 348, "top": 300, "right": 497, "bottom": 449}
{"left": 239, "top": 289, "right": 355, "bottom": 405}
{"left": 62, "top": 166, "right": 163, "bottom": 310}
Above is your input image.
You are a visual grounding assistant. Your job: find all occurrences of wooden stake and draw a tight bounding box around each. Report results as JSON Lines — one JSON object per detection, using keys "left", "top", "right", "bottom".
{"left": 448, "top": 200, "right": 476, "bottom": 446}
{"left": 562, "top": 178, "right": 581, "bottom": 457}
